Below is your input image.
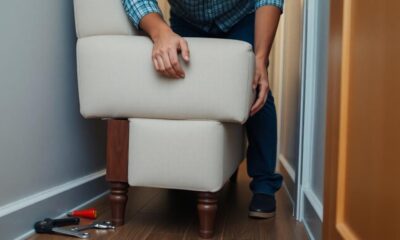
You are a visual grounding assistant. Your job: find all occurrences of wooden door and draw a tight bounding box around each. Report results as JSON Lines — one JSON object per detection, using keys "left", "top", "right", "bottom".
{"left": 323, "top": 0, "right": 400, "bottom": 239}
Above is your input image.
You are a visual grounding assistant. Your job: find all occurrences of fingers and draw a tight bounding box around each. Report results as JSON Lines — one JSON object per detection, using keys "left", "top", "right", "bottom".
{"left": 250, "top": 78, "right": 269, "bottom": 116}
{"left": 252, "top": 76, "right": 258, "bottom": 91}
{"left": 179, "top": 39, "right": 190, "bottom": 62}
{"left": 153, "top": 58, "right": 159, "bottom": 71}
{"left": 168, "top": 49, "right": 185, "bottom": 78}
{"left": 151, "top": 35, "right": 189, "bottom": 78}
{"left": 161, "top": 51, "right": 179, "bottom": 78}
{"left": 155, "top": 55, "right": 166, "bottom": 74}
{"left": 155, "top": 55, "right": 165, "bottom": 71}
{"left": 152, "top": 47, "right": 186, "bottom": 78}
{"left": 152, "top": 52, "right": 175, "bottom": 78}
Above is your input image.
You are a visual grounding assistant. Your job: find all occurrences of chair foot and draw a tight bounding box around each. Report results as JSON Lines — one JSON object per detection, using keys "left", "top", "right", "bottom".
{"left": 197, "top": 192, "right": 218, "bottom": 239}
{"left": 230, "top": 168, "right": 239, "bottom": 183}
{"left": 109, "top": 181, "right": 129, "bottom": 226}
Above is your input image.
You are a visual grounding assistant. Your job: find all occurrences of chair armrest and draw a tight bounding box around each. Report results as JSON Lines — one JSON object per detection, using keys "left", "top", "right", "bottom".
{"left": 77, "top": 35, "right": 255, "bottom": 123}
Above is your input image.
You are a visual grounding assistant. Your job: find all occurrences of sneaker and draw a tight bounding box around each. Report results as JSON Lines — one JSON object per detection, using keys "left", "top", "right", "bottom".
{"left": 248, "top": 193, "right": 276, "bottom": 219}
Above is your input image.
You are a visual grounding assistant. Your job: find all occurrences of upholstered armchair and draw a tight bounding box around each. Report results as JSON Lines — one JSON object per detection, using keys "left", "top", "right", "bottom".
{"left": 73, "top": 0, "right": 255, "bottom": 238}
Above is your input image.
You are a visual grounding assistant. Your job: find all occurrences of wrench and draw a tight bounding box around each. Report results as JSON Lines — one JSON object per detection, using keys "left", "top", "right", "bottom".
{"left": 68, "top": 220, "right": 115, "bottom": 232}
{"left": 52, "top": 227, "right": 89, "bottom": 239}
{"left": 34, "top": 217, "right": 90, "bottom": 239}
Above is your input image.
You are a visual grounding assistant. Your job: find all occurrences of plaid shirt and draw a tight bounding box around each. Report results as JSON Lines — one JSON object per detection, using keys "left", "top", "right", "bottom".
{"left": 123, "top": 0, "right": 284, "bottom": 32}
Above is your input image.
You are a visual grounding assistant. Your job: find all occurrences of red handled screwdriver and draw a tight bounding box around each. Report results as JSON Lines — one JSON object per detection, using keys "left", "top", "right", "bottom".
{"left": 68, "top": 208, "right": 97, "bottom": 219}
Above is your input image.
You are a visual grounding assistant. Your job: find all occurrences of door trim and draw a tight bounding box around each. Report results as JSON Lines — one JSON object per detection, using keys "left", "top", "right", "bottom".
{"left": 322, "top": 0, "right": 344, "bottom": 239}
{"left": 296, "top": 0, "right": 326, "bottom": 239}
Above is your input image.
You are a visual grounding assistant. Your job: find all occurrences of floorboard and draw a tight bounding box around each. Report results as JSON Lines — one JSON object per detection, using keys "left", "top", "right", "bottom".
{"left": 28, "top": 163, "right": 307, "bottom": 240}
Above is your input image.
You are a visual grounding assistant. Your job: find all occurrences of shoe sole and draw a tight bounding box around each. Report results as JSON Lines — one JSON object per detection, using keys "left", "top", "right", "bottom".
{"left": 248, "top": 211, "right": 276, "bottom": 219}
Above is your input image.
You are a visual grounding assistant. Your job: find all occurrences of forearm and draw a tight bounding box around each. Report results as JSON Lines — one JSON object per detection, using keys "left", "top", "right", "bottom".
{"left": 254, "top": 6, "right": 281, "bottom": 66}
{"left": 123, "top": 0, "right": 189, "bottom": 78}
{"left": 123, "top": 0, "right": 172, "bottom": 41}
{"left": 139, "top": 13, "right": 172, "bottom": 41}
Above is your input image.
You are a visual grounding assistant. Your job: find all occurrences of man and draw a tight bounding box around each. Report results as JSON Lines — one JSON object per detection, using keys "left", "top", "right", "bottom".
{"left": 123, "top": 0, "right": 284, "bottom": 219}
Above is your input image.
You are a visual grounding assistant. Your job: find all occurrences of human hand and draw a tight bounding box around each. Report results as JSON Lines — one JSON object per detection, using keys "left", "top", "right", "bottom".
{"left": 151, "top": 27, "right": 190, "bottom": 78}
{"left": 250, "top": 58, "right": 270, "bottom": 116}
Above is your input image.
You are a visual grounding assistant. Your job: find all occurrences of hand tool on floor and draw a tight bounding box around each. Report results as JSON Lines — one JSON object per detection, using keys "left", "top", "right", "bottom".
{"left": 68, "top": 220, "right": 115, "bottom": 232}
{"left": 68, "top": 208, "right": 97, "bottom": 219}
{"left": 34, "top": 217, "right": 90, "bottom": 239}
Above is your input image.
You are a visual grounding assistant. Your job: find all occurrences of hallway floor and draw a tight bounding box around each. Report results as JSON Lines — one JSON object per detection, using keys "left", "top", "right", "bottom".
{"left": 29, "top": 163, "right": 307, "bottom": 240}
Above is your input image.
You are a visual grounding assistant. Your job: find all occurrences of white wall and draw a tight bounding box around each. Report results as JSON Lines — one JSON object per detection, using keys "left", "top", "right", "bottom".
{"left": 0, "top": 1, "right": 108, "bottom": 239}
{"left": 274, "top": 0, "right": 305, "bottom": 204}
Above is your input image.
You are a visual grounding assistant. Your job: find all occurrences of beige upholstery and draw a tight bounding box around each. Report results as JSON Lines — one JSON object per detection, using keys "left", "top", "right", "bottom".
{"left": 77, "top": 36, "right": 255, "bottom": 123}
{"left": 74, "top": 0, "right": 255, "bottom": 123}
{"left": 74, "top": 0, "right": 253, "bottom": 193}
{"left": 128, "top": 119, "right": 244, "bottom": 192}
{"left": 73, "top": 0, "right": 138, "bottom": 38}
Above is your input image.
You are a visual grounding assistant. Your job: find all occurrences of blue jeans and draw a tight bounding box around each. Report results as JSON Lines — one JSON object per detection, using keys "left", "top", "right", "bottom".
{"left": 170, "top": 12, "right": 283, "bottom": 196}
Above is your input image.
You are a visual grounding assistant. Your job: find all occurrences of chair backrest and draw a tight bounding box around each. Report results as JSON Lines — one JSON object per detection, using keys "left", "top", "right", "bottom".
{"left": 73, "top": 0, "right": 138, "bottom": 38}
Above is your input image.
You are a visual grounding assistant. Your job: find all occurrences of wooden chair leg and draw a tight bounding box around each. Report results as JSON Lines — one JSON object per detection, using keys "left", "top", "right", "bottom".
{"left": 109, "top": 182, "right": 129, "bottom": 226}
{"left": 197, "top": 192, "right": 218, "bottom": 239}
{"left": 106, "top": 120, "right": 129, "bottom": 226}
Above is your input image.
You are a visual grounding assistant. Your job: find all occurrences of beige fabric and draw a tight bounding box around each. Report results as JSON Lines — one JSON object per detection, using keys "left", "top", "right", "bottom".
{"left": 73, "top": 0, "right": 138, "bottom": 38}
{"left": 77, "top": 36, "right": 255, "bottom": 123}
{"left": 128, "top": 119, "right": 244, "bottom": 192}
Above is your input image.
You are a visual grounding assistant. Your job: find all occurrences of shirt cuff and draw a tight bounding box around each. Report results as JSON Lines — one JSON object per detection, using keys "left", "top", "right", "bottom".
{"left": 123, "top": 0, "right": 162, "bottom": 29}
{"left": 255, "top": 0, "right": 284, "bottom": 13}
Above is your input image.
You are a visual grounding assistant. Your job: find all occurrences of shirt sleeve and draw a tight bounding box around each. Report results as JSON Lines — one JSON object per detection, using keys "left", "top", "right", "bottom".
{"left": 122, "top": 0, "right": 162, "bottom": 29}
{"left": 255, "top": 0, "right": 284, "bottom": 12}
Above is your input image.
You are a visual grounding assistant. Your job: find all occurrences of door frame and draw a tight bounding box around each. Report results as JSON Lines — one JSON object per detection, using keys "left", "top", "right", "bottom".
{"left": 322, "top": 0, "right": 343, "bottom": 239}
{"left": 295, "top": 0, "right": 329, "bottom": 238}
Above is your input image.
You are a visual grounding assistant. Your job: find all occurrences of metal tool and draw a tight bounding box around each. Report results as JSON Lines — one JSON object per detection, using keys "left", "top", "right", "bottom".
{"left": 34, "top": 217, "right": 90, "bottom": 239}
{"left": 69, "top": 220, "right": 115, "bottom": 232}
{"left": 51, "top": 227, "right": 90, "bottom": 238}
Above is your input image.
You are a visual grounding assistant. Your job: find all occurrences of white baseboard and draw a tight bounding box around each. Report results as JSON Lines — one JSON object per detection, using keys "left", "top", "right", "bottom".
{"left": 303, "top": 187, "right": 323, "bottom": 220}
{"left": 281, "top": 182, "right": 295, "bottom": 210}
{"left": 15, "top": 191, "right": 109, "bottom": 240}
{"left": 278, "top": 154, "right": 296, "bottom": 181}
{"left": 304, "top": 221, "right": 317, "bottom": 240}
{"left": 303, "top": 192, "right": 323, "bottom": 240}
{"left": 0, "top": 169, "right": 108, "bottom": 240}
{"left": 0, "top": 169, "right": 106, "bottom": 218}
{"left": 277, "top": 156, "right": 297, "bottom": 216}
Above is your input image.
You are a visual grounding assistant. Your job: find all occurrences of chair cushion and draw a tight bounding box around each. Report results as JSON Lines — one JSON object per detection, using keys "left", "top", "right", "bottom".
{"left": 128, "top": 118, "right": 244, "bottom": 192}
{"left": 73, "top": 0, "right": 138, "bottom": 38}
{"left": 77, "top": 36, "right": 255, "bottom": 123}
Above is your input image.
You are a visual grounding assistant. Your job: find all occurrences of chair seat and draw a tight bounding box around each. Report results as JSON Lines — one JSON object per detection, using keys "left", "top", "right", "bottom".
{"left": 127, "top": 118, "right": 244, "bottom": 192}
{"left": 77, "top": 36, "right": 255, "bottom": 123}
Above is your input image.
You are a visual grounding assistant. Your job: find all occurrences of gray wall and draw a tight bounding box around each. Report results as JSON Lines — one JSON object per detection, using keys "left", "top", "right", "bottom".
{"left": 0, "top": 0, "right": 107, "bottom": 238}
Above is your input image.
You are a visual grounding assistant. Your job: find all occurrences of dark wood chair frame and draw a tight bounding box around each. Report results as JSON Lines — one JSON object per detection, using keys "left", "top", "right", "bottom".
{"left": 106, "top": 119, "right": 238, "bottom": 238}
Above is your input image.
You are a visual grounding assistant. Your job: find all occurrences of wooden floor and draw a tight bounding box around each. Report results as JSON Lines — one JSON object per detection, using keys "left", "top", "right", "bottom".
{"left": 29, "top": 163, "right": 307, "bottom": 240}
